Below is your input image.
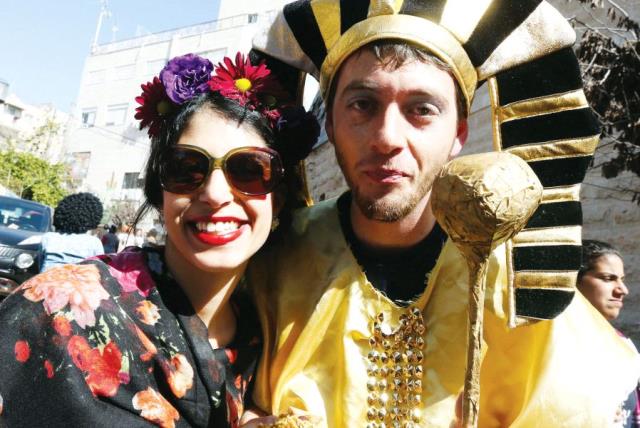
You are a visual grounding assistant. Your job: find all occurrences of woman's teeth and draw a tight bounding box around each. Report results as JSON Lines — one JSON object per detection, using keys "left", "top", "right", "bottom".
{"left": 195, "top": 221, "right": 239, "bottom": 233}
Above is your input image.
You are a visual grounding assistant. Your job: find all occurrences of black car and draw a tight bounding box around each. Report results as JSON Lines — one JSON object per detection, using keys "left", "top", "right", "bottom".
{"left": 0, "top": 196, "right": 52, "bottom": 297}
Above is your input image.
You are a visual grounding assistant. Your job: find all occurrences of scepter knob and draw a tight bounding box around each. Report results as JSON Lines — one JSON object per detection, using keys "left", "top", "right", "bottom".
{"left": 431, "top": 151, "right": 543, "bottom": 262}
{"left": 431, "top": 151, "right": 543, "bottom": 427}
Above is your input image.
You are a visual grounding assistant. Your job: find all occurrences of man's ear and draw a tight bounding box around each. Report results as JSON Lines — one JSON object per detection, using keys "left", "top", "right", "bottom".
{"left": 449, "top": 118, "right": 468, "bottom": 159}
{"left": 325, "top": 108, "right": 335, "bottom": 145}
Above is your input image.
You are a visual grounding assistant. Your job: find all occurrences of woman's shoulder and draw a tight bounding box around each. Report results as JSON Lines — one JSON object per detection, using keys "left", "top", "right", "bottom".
{"left": 89, "top": 247, "right": 161, "bottom": 297}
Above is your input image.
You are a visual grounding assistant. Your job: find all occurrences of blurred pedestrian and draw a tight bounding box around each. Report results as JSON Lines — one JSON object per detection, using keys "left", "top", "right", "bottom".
{"left": 40, "top": 193, "right": 104, "bottom": 272}
{"left": 101, "top": 225, "right": 119, "bottom": 253}
{"left": 117, "top": 223, "right": 136, "bottom": 252}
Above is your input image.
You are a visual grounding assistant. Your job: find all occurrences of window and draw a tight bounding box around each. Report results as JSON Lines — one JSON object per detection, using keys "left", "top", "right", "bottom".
{"left": 106, "top": 104, "right": 128, "bottom": 126}
{"left": 248, "top": 13, "right": 258, "bottom": 23}
{"left": 81, "top": 109, "right": 96, "bottom": 127}
{"left": 146, "top": 59, "right": 166, "bottom": 76}
{"left": 5, "top": 104, "right": 22, "bottom": 119}
{"left": 122, "top": 172, "right": 143, "bottom": 189}
{"left": 114, "top": 64, "right": 135, "bottom": 80}
{"left": 199, "top": 48, "right": 227, "bottom": 65}
{"left": 67, "top": 152, "right": 91, "bottom": 181}
{"left": 86, "top": 70, "right": 105, "bottom": 85}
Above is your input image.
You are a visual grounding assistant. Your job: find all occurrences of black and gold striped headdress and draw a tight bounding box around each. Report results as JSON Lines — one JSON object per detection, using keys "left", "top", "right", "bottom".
{"left": 252, "top": 0, "right": 599, "bottom": 324}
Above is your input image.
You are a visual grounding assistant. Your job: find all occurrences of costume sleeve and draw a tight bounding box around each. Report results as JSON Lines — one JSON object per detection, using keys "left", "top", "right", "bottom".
{"left": 246, "top": 247, "right": 278, "bottom": 413}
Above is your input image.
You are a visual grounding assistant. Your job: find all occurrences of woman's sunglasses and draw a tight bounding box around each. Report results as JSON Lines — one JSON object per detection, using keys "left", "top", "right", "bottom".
{"left": 160, "top": 145, "right": 285, "bottom": 196}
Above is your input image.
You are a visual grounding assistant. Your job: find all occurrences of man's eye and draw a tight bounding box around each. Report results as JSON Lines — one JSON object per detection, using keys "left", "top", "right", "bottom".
{"left": 411, "top": 103, "right": 438, "bottom": 116}
{"left": 349, "top": 99, "right": 374, "bottom": 112}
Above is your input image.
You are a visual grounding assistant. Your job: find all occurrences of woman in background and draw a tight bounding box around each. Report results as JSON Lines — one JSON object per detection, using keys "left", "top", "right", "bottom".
{"left": 40, "top": 192, "right": 104, "bottom": 271}
{"left": 578, "top": 239, "right": 638, "bottom": 427}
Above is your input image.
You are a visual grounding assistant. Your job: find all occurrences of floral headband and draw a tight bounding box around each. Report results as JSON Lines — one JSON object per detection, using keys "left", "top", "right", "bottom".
{"left": 134, "top": 52, "right": 318, "bottom": 152}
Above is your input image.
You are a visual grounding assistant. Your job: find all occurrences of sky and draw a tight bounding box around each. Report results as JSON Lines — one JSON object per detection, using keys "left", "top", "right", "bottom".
{"left": 1, "top": 0, "right": 221, "bottom": 112}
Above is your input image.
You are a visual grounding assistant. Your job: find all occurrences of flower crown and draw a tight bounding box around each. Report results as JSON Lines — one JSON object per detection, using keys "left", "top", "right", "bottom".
{"left": 135, "top": 52, "right": 320, "bottom": 164}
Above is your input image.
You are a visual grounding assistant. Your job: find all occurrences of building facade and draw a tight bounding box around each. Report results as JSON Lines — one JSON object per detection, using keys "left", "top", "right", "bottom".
{"left": 0, "top": 80, "right": 69, "bottom": 163}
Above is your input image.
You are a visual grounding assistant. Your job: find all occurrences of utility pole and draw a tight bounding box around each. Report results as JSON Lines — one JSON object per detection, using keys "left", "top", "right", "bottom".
{"left": 91, "top": 0, "right": 111, "bottom": 53}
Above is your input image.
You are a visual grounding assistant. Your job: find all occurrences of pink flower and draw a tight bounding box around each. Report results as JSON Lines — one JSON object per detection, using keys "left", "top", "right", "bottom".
{"left": 133, "top": 387, "right": 180, "bottom": 428}
{"left": 21, "top": 264, "right": 109, "bottom": 329}
{"left": 105, "top": 251, "right": 155, "bottom": 297}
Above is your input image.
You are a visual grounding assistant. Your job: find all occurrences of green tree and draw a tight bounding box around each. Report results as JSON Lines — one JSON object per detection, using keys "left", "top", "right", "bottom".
{"left": 568, "top": 0, "right": 640, "bottom": 202}
{"left": 0, "top": 150, "right": 70, "bottom": 206}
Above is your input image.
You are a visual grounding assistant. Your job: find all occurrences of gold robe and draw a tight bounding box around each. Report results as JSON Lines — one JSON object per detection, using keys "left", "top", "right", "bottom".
{"left": 249, "top": 197, "right": 640, "bottom": 427}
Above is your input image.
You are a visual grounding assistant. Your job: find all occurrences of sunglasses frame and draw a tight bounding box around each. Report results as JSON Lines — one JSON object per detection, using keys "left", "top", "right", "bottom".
{"left": 160, "top": 144, "right": 285, "bottom": 196}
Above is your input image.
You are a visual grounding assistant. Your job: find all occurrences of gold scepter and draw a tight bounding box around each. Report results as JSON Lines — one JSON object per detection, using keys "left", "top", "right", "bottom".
{"left": 431, "top": 152, "right": 543, "bottom": 428}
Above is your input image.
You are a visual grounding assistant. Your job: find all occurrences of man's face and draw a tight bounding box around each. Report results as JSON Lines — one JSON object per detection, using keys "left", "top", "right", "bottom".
{"left": 326, "top": 50, "right": 467, "bottom": 222}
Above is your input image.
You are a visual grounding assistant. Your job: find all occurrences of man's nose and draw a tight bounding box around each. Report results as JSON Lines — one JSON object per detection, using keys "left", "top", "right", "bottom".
{"left": 198, "top": 169, "right": 234, "bottom": 208}
{"left": 371, "top": 106, "right": 406, "bottom": 155}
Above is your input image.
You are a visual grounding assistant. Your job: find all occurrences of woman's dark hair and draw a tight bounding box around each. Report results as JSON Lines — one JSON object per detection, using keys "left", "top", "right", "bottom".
{"left": 53, "top": 193, "right": 103, "bottom": 234}
{"left": 133, "top": 91, "right": 276, "bottom": 227}
{"left": 578, "top": 239, "right": 623, "bottom": 281}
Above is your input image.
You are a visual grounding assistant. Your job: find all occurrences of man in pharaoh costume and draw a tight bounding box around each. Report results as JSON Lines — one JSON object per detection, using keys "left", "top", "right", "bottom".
{"left": 246, "top": 1, "right": 640, "bottom": 426}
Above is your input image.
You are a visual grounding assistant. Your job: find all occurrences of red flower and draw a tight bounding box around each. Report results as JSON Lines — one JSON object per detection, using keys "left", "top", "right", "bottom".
{"left": 14, "top": 340, "right": 30, "bottom": 363}
{"left": 134, "top": 76, "right": 173, "bottom": 138}
{"left": 67, "top": 336, "right": 127, "bottom": 397}
{"left": 53, "top": 315, "right": 72, "bottom": 337}
{"left": 208, "top": 52, "right": 282, "bottom": 113}
{"left": 44, "top": 360, "right": 54, "bottom": 379}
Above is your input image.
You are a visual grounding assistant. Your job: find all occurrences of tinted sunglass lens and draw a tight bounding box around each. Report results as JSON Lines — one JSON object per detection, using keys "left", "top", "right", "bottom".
{"left": 162, "top": 149, "right": 209, "bottom": 193}
{"left": 226, "top": 150, "right": 283, "bottom": 195}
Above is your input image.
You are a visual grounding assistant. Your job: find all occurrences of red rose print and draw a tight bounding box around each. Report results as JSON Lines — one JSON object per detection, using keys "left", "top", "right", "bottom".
{"left": 44, "top": 360, "right": 54, "bottom": 378}
{"left": 14, "top": 340, "right": 30, "bottom": 363}
{"left": 67, "top": 336, "right": 127, "bottom": 397}
{"left": 52, "top": 315, "right": 72, "bottom": 337}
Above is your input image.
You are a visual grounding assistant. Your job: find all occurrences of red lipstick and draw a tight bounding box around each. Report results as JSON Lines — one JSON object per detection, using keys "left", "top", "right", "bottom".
{"left": 189, "top": 216, "right": 247, "bottom": 246}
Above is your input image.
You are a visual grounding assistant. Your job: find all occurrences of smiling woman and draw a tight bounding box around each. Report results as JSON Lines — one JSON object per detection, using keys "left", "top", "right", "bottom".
{"left": 0, "top": 52, "right": 318, "bottom": 428}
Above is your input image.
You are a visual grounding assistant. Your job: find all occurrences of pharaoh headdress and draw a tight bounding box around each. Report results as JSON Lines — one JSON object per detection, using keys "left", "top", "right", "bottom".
{"left": 252, "top": 0, "right": 598, "bottom": 324}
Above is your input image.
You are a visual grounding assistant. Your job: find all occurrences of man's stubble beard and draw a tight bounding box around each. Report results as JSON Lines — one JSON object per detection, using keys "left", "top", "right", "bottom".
{"left": 334, "top": 146, "right": 436, "bottom": 223}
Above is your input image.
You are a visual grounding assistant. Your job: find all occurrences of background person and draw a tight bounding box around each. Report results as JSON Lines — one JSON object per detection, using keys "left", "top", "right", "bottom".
{"left": 578, "top": 239, "right": 629, "bottom": 321}
{"left": 0, "top": 52, "right": 314, "bottom": 428}
{"left": 101, "top": 224, "right": 119, "bottom": 253}
{"left": 578, "top": 239, "right": 638, "bottom": 428}
{"left": 39, "top": 192, "right": 104, "bottom": 272}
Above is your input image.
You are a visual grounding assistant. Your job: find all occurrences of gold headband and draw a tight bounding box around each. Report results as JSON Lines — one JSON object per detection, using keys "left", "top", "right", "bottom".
{"left": 320, "top": 14, "right": 477, "bottom": 112}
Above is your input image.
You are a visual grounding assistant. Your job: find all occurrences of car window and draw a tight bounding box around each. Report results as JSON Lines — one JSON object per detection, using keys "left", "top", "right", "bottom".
{"left": 0, "top": 198, "right": 50, "bottom": 233}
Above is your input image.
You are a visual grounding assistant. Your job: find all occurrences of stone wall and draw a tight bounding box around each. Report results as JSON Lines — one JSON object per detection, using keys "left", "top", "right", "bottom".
{"left": 302, "top": 0, "right": 640, "bottom": 342}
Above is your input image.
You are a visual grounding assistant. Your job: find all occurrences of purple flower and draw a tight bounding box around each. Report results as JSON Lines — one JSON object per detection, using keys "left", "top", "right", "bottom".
{"left": 160, "top": 54, "right": 213, "bottom": 104}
